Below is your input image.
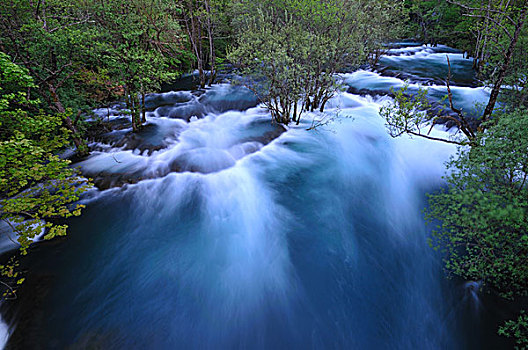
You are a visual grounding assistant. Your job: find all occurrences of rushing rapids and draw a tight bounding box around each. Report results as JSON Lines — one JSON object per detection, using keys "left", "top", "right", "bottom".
{"left": 0, "top": 43, "right": 511, "bottom": 349}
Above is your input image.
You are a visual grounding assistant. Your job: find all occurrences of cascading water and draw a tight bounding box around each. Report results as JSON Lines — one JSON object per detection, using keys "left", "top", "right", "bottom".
{"left": 0, "top": 43, "right": 507, "bottom": 349}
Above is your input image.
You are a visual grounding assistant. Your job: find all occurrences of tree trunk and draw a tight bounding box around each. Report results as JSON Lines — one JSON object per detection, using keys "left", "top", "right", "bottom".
{"left": 47, "top": 83, "right": 88, "bottom": 156}
{"left": 293, "top": 100, "right": 298, "bottom": 124}
{"left": 319, "top": 97, "right": 330, "bottom": 113}
{"left": 204, "top": 0, "right": 216, "bottom": 86}
{"left": 128, "top": 94, "right": 136, "bottom": 132}
{"left": 141, "top": 92, "right": 146, "bottom": 124}
{"left": 184, "top": 1, "right": 206, "bottom": 89}
{"left": 481, "top": 7, "right": 527, "bottom": 125}
{"left": 197, "top": 56, "right": 205, "bottom": 88}
{"left": 130, "top": 93, "right": 141, "bottom": 132}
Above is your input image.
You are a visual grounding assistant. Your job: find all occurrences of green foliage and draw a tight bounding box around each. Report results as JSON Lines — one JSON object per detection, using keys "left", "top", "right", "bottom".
{"left": 0, "top": 0, "right": 100, "bottom": 112}
{"left": 229, "top": 0, "right": 396, "bottom": 125}
{"left": 0, "top": 54, "right": 90, "bottom": 299}
{"left": 426, "top": 110, "right": 528, "bottom": 301}
{"left": 92, "top": 0, "right": 185, "bottom": 130}
{"left": 0, "top": 52, "right": 37, "bottom": 135}
{"left": 403, "top": 0, "right": 528, "bottom": 111}
{"left": 0, "top": 0, "right": 189, "bottom": 135}
{"left": 380, "top": 83, "right": 479, "bottom": 145}
{"left": 0, "top": 0, "right": 106, "bottom": 154}
{"left": 497, "top": 25, "right": 528, "bottom": 109}
{"left": 362, "top": 0, "right": 407, "bottom": 65}
{"left": 498, "top": 310, "right": 528, "bottom": 349}
{"left": 180, "top": 0, "right": 224, "bottom": 87}
{"left": 403, "top": 0, "right": 472, "bottom": 49}
{"left": 380, "top": 85, "right": 438, "bottom": 138}
{"left": 0, "top": 129, "right": 88, "bottom": 251}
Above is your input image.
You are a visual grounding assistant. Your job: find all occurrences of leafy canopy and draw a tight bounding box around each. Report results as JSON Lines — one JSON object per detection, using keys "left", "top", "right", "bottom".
{"left": 0, "top": 53, "right": 90, "bottom": 298}
{"left": 427, "top": 110, "right": 528, "bottom": 301}
{"left": 229, "top": 0, "right": 387, "bottom": 125}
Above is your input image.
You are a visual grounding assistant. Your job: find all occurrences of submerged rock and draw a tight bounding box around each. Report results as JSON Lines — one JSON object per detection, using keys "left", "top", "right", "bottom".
{"left": 91, "top": 123, "right": 178, "bottom": 155}
{"left": 154, "top": 102, "right": 205, "bottom": 121}
{"left": 80, "top": 121, "right": 286, "bottom": 190}
{"left": 89, "top": 171, "right": 145, "bottom": 190}
{"left": 199, "top": 85, "right": 260, "bottom": 114}
{"left": 144, "top": 91, "right": 193, "bottom": 110}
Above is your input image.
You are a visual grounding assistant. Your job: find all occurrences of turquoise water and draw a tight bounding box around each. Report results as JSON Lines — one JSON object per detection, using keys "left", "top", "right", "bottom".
{"left": 1, "top": 44, "right": 507, "bottom": 349}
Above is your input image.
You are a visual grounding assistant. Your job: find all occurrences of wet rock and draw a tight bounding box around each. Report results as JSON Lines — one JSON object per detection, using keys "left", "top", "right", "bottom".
{"left": 88, "top": 170, "right": 147, "bottom": 190}
{"left": 144, "top": 91, "right": 193, "bottom": 110}
{"left": 91, "top": 123, "right": 178, "bottom": 155}
{"left": 114, "top": 135, "right": 165, "bottom": 155}
{"left": 347, "top": 86, "right": 394, "bottom": 98}
{"left": 82, "top": 122, "right": 286, "bottom": 190}
{"left": 247, "top": 124, "right": 287, "bottom": 145}
{"left": 85, "top": 118, "right": 127, "bottom": 140}
{"left": 154, "top": 103, "right": 205, "bottom": 121}
{"left": 199, "top": 85, "right": 260, "bottom": 113}
{"left": 161, "top": 73, "right": 201, "bottom": 92}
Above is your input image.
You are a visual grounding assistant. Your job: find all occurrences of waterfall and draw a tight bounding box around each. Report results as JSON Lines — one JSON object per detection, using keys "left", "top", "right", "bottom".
{"left": 1, "top": 43, "right": 496, "bottom": 349}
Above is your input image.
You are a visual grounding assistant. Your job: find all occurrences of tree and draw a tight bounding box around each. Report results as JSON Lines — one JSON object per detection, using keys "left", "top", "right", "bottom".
{"left": 447, "top": 0, "right": 528, "bottom": 123}
{"left": 0, "top": 0, "right": 101, "bottom": 155}
{"left": 229, "top": 0, "right": 375, "bottom": 125}
{"left": 93, "top": 0, "right": 185, "bottom": 131}
{"left": 381, "top": 0, "right": 528, "bottom": 146}
{"left": 426, "top": 109, "right": 528, "bottom": 344}
{"left": 427, "top": 110, "right": 528, "bottom": 299}
{"left": 0, "top": 53, "right": 90, "bottom": 299}
{"left": 498, "top": 311, "right": 528, "bottom": 349}
{"left": 403, "top": 0, "right": 473, "bottom": 49}
{"left": 500, "top": 24, "right": 528, "bottom": 109}
{"left": 180, "top": 0, "right": 220, "bottom": 88}
{"left": 362, "top": 0, "right": 407, "bottom": 66}
{"left": 380, "top": 59, "right": 478, "bottom": 146}
{"left": 382, "top": 3, "right": 528, "bottom": 343}
{"left": 397, "top": 0, "right": 528, "bottom": 125}
{"left": 1, "top": 0, "right": 188, "bottom": 135}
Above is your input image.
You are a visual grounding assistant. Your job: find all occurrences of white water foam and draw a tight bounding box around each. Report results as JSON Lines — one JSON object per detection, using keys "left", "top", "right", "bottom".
{"left": 0, "top": 316, "right": 8, "bottom": 349}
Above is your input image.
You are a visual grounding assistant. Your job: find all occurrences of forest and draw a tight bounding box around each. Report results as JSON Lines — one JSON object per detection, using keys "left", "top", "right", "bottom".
{"left": 0, "top": 0, "right": 527, "bottom": 348}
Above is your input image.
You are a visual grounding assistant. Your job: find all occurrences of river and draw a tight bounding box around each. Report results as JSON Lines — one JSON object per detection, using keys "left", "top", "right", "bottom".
{"left": 0, "top": 43, "right": 512, "bottom": 349}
